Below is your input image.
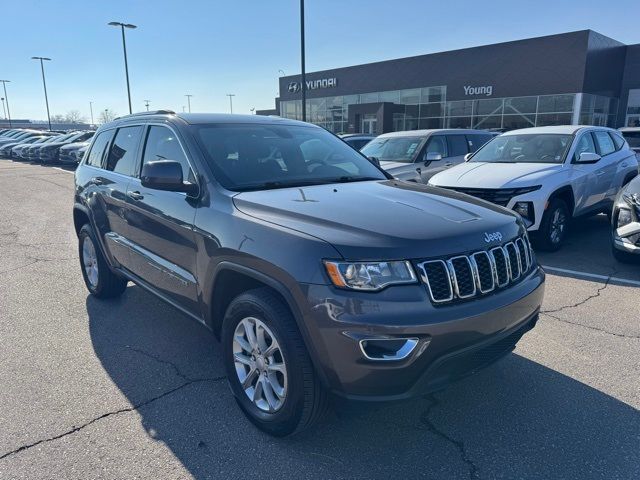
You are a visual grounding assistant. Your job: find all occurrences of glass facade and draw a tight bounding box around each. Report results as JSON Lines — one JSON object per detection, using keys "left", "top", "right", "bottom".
{"left": 279, "top": 87, "right": 620, "bottom": 133}
{"left": 625, "top": 89, "right": 640, "bottom": 127}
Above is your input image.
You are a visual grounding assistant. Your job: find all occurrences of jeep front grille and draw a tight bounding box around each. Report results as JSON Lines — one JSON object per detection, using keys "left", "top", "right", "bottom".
{"left": 417, "top": 235, "right": 534, "bottom": 304}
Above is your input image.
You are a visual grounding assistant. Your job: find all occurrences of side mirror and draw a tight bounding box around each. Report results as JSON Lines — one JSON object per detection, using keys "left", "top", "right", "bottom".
{"left": 425, "top": 152, "right": 442, "bottom": 162}
{"left": 141, "top": 160, "right": 198, "bottom": 195}
{"left": 576, "top": 152, "right": 601, "bottom": 163}
{"left": 367, "top": 156, "right": 381, "bottom": 168}
{"left": 464, "top": 153, "right": 473, "bottom": 162}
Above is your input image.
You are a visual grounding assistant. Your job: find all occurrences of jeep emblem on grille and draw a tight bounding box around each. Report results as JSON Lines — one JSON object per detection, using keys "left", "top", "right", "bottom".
{"left": 484, "top": 231, "right": 503, "bottom": 243}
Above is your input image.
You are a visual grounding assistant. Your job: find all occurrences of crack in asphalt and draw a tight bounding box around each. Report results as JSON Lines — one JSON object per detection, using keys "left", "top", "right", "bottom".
{"left": 0, "top": 376, "right": 226, "bottom": 461}
{"left": 541, "top": 271, "right": 614, "bottom": 315}
{"left": 419, "top": 395, "right": 480, "bottom": 480}
{"left": 0, "top": 345, "right": 227, "bottom": 462}
{"left": 540, "top": 312, "right": 640, "bottom": 339}
{"left": 0, "top": 256, "right": 74, "bottom": 275}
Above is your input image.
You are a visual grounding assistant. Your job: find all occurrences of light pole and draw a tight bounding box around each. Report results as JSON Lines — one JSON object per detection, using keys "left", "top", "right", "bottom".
{"left": 300, "top": 0, "right": 306, "bottom": 122}
{"left": 1, "top": 97, "right": 6, "bottom": 121}
{"left": 184, "top": 94, "right": 193, "bottom": 113}
{"left": 0, "top": 80, "right": 11, "bottom": 127}
{"left": 226, "top": 94, "right": 235, "bottom": 114}
{"left": 182, "top": 105, "right": 186, "bottom": 113}
{"left": 31, "top": 57, "right": 52, "bottom": 130}
{"left": 108, "top": 21, "right": 137, "bottom": 114}
{"left": 89, "top": 101, "right": 94, "bottom": 124}
{"left": 144, "top": 99, "right": 150, "bottom": 111}
{"left": 278, "top": 69, "right": 285, "bottom": 76}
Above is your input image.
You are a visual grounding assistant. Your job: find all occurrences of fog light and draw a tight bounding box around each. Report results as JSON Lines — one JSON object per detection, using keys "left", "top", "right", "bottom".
{"left": 618, "top": 208, "right": 633, "bottom": 228}
{"left": 359, "top": 338, "right": 419, "bottom": 361}
{"left": 514, "top": 202, "right": 534, "bottom": 224}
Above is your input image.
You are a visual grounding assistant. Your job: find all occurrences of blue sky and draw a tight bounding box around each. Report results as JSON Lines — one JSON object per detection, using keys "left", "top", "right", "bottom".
{"left": 3, "top": 0, "right": 639, "bottom": 121}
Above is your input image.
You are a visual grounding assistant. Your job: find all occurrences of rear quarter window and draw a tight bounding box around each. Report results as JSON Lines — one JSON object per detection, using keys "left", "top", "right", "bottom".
{"left": 85, "top": 130, "right": 115, "bottom": 168}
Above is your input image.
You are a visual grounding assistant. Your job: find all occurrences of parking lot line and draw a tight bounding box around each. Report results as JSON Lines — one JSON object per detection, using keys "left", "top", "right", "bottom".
{"left": 541, "top": 265, "right": 640, "bottom": 287}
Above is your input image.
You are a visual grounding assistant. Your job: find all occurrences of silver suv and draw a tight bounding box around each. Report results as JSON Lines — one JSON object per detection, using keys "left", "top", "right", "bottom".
{"left": 361, "top": 129, "right": 495, "bottom": 183}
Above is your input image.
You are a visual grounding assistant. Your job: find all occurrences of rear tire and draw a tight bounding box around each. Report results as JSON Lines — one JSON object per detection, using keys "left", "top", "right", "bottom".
{"left": 535, "top": 198, "right": 570, "bottom": 251}
{"left": 222, "top": 287, "right": 329, "bottom": 436}
{"left": 78, "top": 224, "right": 127, "bottom": 298}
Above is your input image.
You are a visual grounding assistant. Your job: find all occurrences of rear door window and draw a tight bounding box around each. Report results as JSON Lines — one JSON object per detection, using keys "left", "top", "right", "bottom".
{"left": 86, "top": 130, "right": 115, "bottom": 168}
{"left": 105, "top": 126, "right": 144, "bottom": 176}
{"left": 446, "top": 135, "right": 469, "bottom": 157}
{"left": 610, "top": 132, "right": 626, "bottom": 151}
{"left": 593, "top": 131, "right": 615, "bottom": 156}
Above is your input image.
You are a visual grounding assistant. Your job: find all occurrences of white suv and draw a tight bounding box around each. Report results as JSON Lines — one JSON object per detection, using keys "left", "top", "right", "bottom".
{"left": 428, "top": 126, "right": 639, "bottom": 250}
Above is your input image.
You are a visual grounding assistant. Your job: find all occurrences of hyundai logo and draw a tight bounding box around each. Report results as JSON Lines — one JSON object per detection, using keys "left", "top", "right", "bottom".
{"left": 288, "top": 82, "right": 301, "bottom": 93}
{"left": 484, "top": 231, "right": 503, "bottom": 243}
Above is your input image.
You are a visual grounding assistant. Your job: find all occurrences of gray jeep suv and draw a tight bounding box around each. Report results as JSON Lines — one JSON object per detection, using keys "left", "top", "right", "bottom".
{"left": 73, "top": 111, "right": 545, "bottom": 436}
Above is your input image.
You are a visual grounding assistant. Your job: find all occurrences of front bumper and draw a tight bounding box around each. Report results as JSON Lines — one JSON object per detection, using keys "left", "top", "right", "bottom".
{"left": 301, "top": 266, "right": 545, "bottom": 400}
{"left": 613, "top": 221, "right": 640, "bottom": 254}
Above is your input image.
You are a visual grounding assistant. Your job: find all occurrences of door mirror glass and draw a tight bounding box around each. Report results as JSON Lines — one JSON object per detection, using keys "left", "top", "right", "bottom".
{"left": 141, "top": 160, "right": 197, "bottom": 194}
{"left": 576, "top": 152, "right": 601, "bottom": 163}
{"left": 425, "top": 152, "right": 442, "bottom": 162}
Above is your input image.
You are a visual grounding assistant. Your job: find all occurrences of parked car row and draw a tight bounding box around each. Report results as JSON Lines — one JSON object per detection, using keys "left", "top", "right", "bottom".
{"left": 0, "top": 128, "right": 94, "bottom": 164}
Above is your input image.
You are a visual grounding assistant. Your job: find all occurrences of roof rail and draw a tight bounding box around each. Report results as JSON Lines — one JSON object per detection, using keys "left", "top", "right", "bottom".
{"left": 114, "top": 109, "right": 176, "bottom": 120}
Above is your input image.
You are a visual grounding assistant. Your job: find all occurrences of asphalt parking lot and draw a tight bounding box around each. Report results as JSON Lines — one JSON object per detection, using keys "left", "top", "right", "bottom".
{"left": 0, "top": 161, "right": 638, "bottom": 480}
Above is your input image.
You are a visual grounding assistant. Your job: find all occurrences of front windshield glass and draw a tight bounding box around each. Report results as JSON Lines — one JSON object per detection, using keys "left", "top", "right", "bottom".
{"left": 471, "top": 134, "right": 572, "bottom": 164}
{"left": 360, "top": 136, "right": 424, "bottom": 163}
{"left": 195, "top": 124, "right": 386, "bottom": 191}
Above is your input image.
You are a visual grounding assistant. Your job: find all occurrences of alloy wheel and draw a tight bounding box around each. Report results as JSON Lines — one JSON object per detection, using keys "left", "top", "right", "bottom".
{"left": 82, "top": 235, "right": 99, "bottom": 288}
{"left": 550, "top": 208, "right": 567, "bottom": 244}
{"left": 232, "top": 317, "right": 288, "bottom": 413}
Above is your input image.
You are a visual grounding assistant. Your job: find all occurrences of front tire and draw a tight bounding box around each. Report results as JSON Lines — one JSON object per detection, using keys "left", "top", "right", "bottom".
{"left": 535, "top": 198, "right": 570, "bottom": 251}
{"left": 78, "top": 224, "right": 127, "bottom": 298}
{"left": 222, "top": 288, "right": 328, "bottom": 436}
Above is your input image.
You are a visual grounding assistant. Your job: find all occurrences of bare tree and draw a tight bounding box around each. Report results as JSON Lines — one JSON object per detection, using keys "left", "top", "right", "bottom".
{"left": 64, "top": 110, "right": 86, "bottom": 123}
{"left": 98, "top": 108, "right": 117, "bottom": 123}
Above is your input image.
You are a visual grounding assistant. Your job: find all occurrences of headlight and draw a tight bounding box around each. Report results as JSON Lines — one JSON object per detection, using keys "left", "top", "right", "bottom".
{"left": 323, "top": 260, "right": 417, "bottom": 291}
{"left": 617, "top": 208, "right": 633, "bottom": 228}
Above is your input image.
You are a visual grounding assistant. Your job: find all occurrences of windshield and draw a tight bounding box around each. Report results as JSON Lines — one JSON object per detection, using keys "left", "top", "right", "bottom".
{"left": 360, "top": 136, "right": 424, "bottom": 163}
{"left": 622, "top": 131, "right": 640, "bottom": 148}
{"left": 471, "top": 134, "right": 572, "bottom": 164}
{"left": 195, "top": 124, "right": 386, "bottom": 191}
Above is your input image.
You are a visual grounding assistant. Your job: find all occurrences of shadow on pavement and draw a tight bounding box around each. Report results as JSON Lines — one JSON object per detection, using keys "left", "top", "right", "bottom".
{"left": 88, "top": 286, "right": 640, "bottom": 479}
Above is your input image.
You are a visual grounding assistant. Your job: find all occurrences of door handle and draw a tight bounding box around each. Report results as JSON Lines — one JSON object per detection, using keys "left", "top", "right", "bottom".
{"left": 621, "top": 163, "right": 628, "bottom": 168}
{"left": 90, "top": 177, "right": 105, "bottom": 185}
{"left": 445, "top": 162, "right": 453, "bottom": 167}
{"left": 127, "top": 191, "right": 144, "bottom": 200}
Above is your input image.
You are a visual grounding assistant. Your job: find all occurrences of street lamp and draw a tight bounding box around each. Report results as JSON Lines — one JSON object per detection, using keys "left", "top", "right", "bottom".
{"left": 144, "top": 99, "right": 150, "bottom": 111}
{"left": 89, "top": 101, "right": 94, "bottom": 124}
{"left": 182, "top": 105, "right": 186, "bottom": 113}
{"left": 0, "top": 80, "right": 11, "bottom": 127}
{"left": 108, "top": 21, "right": 137, "bottom": 114}
{"left": 226, "top": 94, "right": 235, "bottom": 114}
{"left": 31, "top": 57, "right": 52, "bottom": 130}
{"left": 300, "top": 0, "right": 306, "bottom": 122}
{"left": 1, "top": 97, "right": 6, "bottom": 121}
{"left": 184, "top": 94, "right": 193, "bottom": 113}
{"left": 278, "top": 69, "right": 285, "bottom": 76}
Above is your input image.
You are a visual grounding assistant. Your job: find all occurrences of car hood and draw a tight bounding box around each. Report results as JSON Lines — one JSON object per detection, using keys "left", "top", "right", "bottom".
{"left": 232, "top": 180, "right": 522, "bottom": 260}
{"left": 429, "top": 162, "right": 564, "bottom": 188}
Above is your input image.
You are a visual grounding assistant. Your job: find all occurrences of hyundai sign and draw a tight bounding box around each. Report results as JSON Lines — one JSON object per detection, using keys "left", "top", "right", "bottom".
{"left": 287, "top": 78, "right": 337, "bottom": 94}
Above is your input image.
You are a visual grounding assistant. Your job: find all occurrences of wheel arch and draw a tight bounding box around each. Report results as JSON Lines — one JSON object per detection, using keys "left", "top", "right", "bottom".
{"left": 548, "top": 185, "right": 575, "bottom": 216}
{"left": 207, "top": 262, "right": 330, "bottom": 387}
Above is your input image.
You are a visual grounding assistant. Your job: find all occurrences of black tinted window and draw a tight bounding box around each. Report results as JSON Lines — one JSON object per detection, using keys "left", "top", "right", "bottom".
{"left": 106, "top": 126, "right": 143, "bottom": 175}
{"left": 447, "top": 135, "right": 468, "bottom": 157}
{"left": 593, "top": 131, "right": 615, "bottom": 156}
{"left": 467, "top": 134, "right": 493, "bottom": 153}
{"left": 142, "top": 126, "right": 194, "bottom": 182}
{"left": 86, "top": 130, "right": 115, "bottom": 168}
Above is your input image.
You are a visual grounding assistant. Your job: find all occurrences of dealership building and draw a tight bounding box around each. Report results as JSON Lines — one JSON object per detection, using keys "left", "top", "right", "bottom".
{"left": 259, "top": 30, "right": 640, "bottom": 134}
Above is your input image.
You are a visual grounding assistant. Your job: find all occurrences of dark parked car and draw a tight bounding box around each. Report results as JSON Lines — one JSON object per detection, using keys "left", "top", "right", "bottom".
{"left": 611, "top": 175, "right": 640, "bottom": 263}
{"left": 59, "top": 141, "right": 91, "bottom": 165}
{"left": 39, "top": 131, "right": 94, "bottom": 164}
{"left": 74, "top": 111, "right": 545, "bottom": 436}
{"left": 20, "top": 134, "right": 66, "bottom": 162}
{"left": 338, "top": 133, "right": 376, "bottom": 150}
{"left": 6, "top": 136, "right": 53, "bottom": 159}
